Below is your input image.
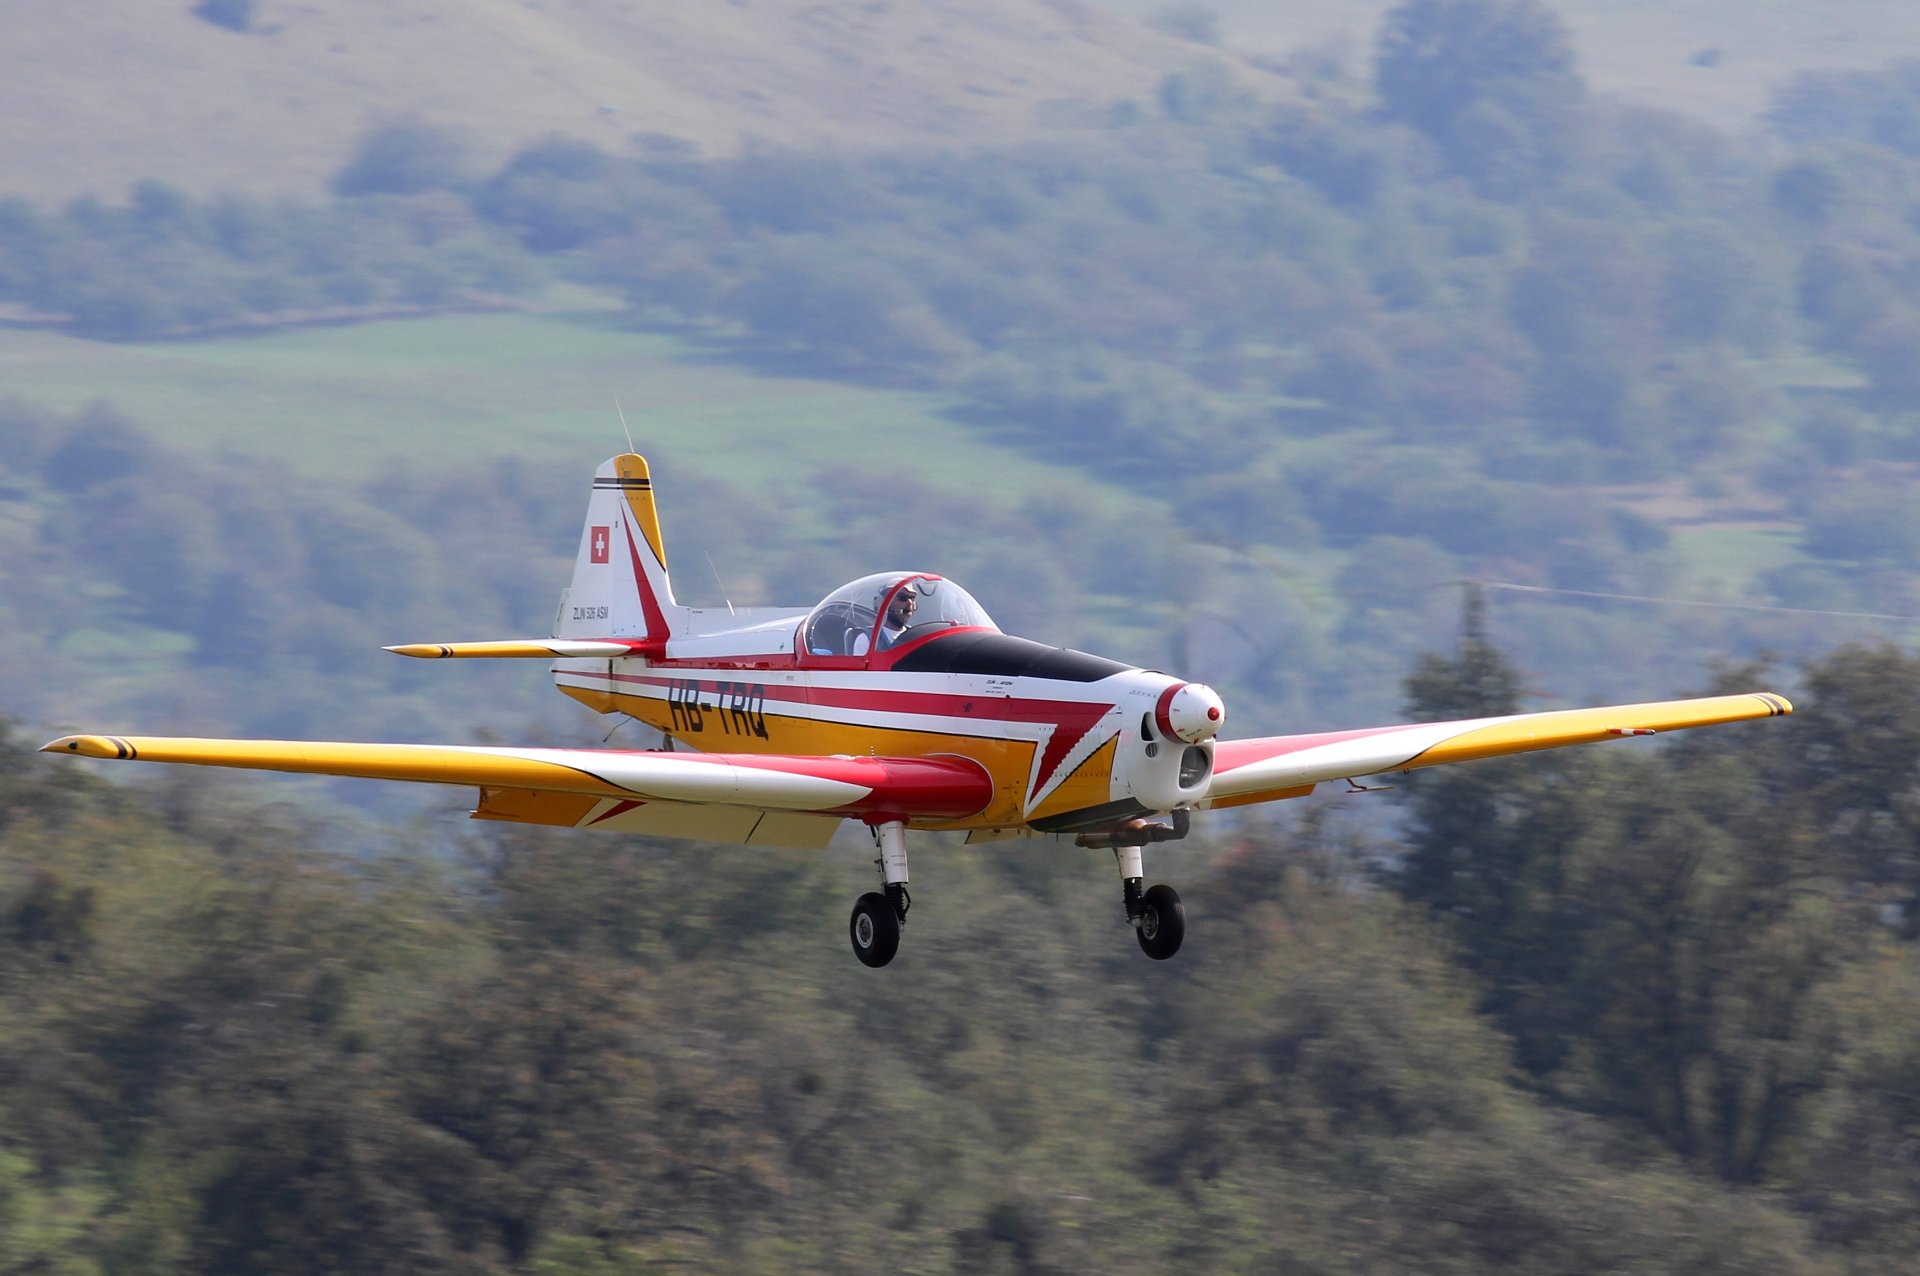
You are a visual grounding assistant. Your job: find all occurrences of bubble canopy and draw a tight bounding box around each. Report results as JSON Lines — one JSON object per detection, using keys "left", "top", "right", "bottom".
{"left": 801, "top": 573, "right": 998, "bottom": 659}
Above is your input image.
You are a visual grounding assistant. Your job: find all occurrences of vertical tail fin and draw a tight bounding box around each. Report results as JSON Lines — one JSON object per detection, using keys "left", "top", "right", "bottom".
{"left": 554, "top": 454, "right": 684, "bottom": 646}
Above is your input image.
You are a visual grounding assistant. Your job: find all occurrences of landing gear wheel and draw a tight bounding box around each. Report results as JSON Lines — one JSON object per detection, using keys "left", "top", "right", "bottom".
{"left": 1136, "top": 884, "right": 1185, "bottom": 960}
{"left": 850, "top": 892, "right": 901, "bottom": 968}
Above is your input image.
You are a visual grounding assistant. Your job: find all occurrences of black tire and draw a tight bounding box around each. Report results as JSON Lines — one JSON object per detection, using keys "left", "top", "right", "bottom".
{"left": 1136, "top": 884, "right": 1185, "bottom": 960}
{"left": 850, "top": 892, "right": 901, "bottom": 968}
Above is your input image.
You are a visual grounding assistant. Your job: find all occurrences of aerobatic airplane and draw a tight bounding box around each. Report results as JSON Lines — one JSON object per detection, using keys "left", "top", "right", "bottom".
{"left": 45, "top": 453, "right": 1794, "bottom": 967}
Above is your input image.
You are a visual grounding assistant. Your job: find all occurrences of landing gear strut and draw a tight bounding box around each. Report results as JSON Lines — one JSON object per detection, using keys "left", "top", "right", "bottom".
{"left": 850, "top": 819, "right": 911, "bottom": 968}
{"left": 1081, "top": 816, "right": 1188, "bottom": 960}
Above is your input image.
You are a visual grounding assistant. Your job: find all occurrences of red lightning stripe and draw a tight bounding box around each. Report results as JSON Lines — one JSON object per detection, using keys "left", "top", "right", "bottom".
{"left": 600, "top": 672, "right": 1110, "bottom": 797}
{"left": 622, "top": 517, "right": 673, "bottom": 648}
{"left": 587, "top": 798, "right": 645, "bottom": 825}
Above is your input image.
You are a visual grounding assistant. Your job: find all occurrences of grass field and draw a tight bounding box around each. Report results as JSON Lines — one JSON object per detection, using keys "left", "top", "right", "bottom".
{"left": 0, "top": 307, "right": 1138, "bottom": 510}
{"left": 0, "top": 302, "right": 1834, "bottom": 625}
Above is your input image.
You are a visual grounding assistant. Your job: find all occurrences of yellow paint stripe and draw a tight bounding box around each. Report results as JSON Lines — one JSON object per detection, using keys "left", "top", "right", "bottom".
{"left": 1027, "top": 736, "right": 1120, "bottom": 822}
{"left": 41, "top": 735, "right": 635, "bottom": 796}
{"left": 1207, "top": 783, "right": 1316, "bottom": 811}
{"left": 617, "top": 453, "right": 670, "bottom": 573}
{"left": 1405, "top": 692, "right": 1791, "bottom": 772}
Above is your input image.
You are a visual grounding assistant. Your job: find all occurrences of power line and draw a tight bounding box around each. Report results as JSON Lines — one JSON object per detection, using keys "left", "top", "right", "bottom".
{"left": 1477, "top": 580, "right": 1920, "bottom": 624}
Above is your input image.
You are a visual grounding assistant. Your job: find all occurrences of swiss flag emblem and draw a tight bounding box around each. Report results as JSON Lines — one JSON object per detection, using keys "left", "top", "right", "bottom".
{"left": 589, "top": 525, "right": 611, "bottom": 564}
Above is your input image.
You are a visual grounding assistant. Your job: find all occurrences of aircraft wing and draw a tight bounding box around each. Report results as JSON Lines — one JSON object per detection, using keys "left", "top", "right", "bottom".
{"left": 1204, "top": 691, "right": 1792, "bottom": 809}
{"left": 40, "top": 735, "right": 994, "bottom": 850}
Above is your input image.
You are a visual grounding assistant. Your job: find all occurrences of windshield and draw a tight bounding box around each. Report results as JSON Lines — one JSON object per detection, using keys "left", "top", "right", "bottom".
{"left": 801, "top": 573, "right": 997, "bottom": 659}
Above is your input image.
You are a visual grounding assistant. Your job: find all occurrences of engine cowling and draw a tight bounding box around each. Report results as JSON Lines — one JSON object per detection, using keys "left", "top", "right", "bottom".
{"left": 1119, "top": 680, "right": 1225, "bottom": 811}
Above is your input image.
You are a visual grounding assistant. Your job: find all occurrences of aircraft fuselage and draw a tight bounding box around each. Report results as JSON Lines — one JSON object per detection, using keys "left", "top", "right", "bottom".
{"left": 551, "top": 630, "right": 1216, "bottom": 835}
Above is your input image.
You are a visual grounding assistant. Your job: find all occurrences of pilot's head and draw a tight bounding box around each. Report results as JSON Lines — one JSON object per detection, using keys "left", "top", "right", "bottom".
{"left": 886, "top": 590, "right": 918, "bottom": 627}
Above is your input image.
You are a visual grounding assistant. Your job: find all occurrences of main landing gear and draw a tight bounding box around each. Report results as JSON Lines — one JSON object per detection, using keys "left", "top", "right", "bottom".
{"left": 846, "top": 815, "right": 1190, "bottom": 966}
{"left": 850, "top": 819, "right": 911, "bottom": 968}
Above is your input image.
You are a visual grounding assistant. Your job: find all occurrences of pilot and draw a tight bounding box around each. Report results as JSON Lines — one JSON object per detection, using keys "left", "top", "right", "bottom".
{"left": 852, "top": 588, "right": 917, "bottom": 656}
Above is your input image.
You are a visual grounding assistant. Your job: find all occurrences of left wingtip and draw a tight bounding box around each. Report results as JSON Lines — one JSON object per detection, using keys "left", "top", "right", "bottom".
{"left": 1758, "top": 692, "right": 1794, "bottom": 716}
{"left": 41, "top": 735, "right": 136, "bottom": 759}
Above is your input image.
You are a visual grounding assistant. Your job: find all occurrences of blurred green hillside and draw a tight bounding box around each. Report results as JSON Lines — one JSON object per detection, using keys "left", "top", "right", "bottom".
{"left": 1096, "top": 0, "right": 1920, "bottom": 132}
{"left": 0, "top": 0, "right": 1258, "bottom": 202}
{"left": 10, "top": 0, "right": 1920, "bottom": 748}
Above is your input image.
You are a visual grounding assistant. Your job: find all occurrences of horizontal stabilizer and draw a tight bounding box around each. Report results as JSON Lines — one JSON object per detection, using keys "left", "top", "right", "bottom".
{"left": 384, "top": 639, "right": 650, "bottom": 659}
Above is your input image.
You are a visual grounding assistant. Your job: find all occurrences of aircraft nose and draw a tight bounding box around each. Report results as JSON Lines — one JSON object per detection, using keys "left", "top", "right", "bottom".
{"left": 1156, "top": 682, "right": 1226, "bottom": 744}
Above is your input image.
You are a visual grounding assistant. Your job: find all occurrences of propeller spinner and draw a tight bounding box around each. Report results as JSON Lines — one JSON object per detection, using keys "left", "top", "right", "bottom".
{"left": 1156, "top": 681, "right": 1225, "bottom": 744}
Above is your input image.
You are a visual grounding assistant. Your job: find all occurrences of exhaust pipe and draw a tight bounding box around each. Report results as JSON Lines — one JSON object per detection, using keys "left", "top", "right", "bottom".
{"left": 1076, "top": 809, "right": 1190, "bottom": 849}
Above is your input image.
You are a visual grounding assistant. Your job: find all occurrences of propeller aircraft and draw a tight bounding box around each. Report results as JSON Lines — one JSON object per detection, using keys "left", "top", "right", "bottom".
{"left": 45, "top": 453, "right": 1794, "bottom": 967}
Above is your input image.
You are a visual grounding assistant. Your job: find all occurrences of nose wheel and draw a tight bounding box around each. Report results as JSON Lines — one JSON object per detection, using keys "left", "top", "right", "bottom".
{"left": 1134, "top": 883, "right": 1185, "bottom": 960}
{"left": 1116, "top": 847, "right": 1185, "bottom": 960}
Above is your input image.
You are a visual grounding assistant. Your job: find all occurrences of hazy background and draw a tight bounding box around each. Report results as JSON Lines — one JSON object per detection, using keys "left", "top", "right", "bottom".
{"left": 5, "top": 1, "right": 1920, "bottom": 1271}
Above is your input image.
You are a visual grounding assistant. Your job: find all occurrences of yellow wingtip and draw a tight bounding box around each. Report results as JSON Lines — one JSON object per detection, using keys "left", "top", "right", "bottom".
{"left": 384, "top": 644, "right": 450, "bottom": 658}
{"left": 41, "top": 735, "right": 130, "bottom": 759}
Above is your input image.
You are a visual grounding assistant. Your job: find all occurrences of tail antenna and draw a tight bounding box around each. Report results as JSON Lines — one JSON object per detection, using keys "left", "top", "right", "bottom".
{"left": 704, "top": 550, "right": 737, "bottom": 616}
{"left": 613, "top": 397, "right": 636, "bottom": 454}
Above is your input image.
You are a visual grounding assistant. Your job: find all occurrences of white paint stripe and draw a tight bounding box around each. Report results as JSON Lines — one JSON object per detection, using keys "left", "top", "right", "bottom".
{"left": 555, "top": 673, "right": 1062, "bottom": 743}
{"left": 1206, "top": 719, "right": 1503, "bottom": 799}
{"left": 442, "top": 745, "right": 873, "bottom": 810}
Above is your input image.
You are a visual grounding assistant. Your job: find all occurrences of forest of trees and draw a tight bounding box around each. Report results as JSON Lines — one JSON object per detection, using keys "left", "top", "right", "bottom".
{"left": 5, "top": 634, "right": 1920, "bottom": 1272}
{"left": 5, "top": 0, "right": 1920, "bottom": 1269}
